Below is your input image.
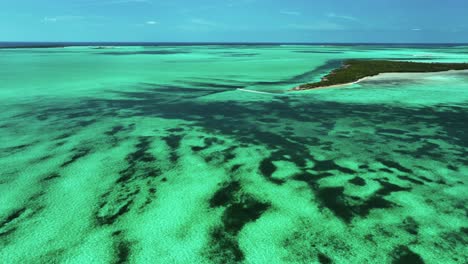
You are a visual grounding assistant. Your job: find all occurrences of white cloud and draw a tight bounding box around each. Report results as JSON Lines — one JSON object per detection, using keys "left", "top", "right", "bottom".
{"left": 287, "top": 22, "right": 344, "bottom": 31}
{"left": 411, "top": 28, "right": 422, "bottom": 31}
{"left": 327, "top": 13, "right": 357, "bottom": 21}
{"left": 146, "top": 21, "right": 158, "bottom": 25}
{"left": 79, "top": 0, "right": 151, "bottom": 6}
{"left": 177, "top": 18, "right": 225, "bottom": 31}
{"left": 43, "top": 17, "right": 58, "bottom": 23}
{"left": 104, "top": 0, "right": 150, "bottom": 4}
{"left": 42, "top": 16, "right": 84, "bottom": 23}
{"left": 190, "top": 18, "right": 218, "bottom": 27}
{"left": 280, "top": 11, "right": 301, "bottom": 16}
{"left": 226, "top": 0, "right": 256, "bottom": 8}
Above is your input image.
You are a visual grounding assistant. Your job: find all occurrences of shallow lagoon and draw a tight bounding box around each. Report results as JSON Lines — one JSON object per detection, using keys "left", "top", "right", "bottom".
{"left": 0, "top": 45, "right": 467, "bottom": 263}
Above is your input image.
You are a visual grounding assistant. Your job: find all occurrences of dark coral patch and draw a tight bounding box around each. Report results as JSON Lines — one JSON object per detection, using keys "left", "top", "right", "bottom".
{"left": 403, "top": 217, "right": 419, "bottom": 235}
{"left": 221, "top": 147, "right": 236, "bottom": 163}
{"left": 377, "top": 159, "right": 413, "bottom": 174}
{"left": 60, "top": 148, "right": 91, "bottom": 167}
{"left": 208, "top": 179, "right": 269, "bottom": 262}
{"left": 96, "top": 137, "right": 159, "bottom": 226}
{"left": 295, "top": 50, "right": 342, "bottom": 54}
{"left": 116, "top": 241, "right": 131, "bottom": 263}
{"left": 461, "top": 227, "right": 468, "bottom": 235}
{"left": 1, "top": 143, "right": 33, "bottom": 155}
{"left": 317, "top": 187, "right": 354, "bottom": 222}
{"left": 0, "top": 227, "right": 17, "bottom": 237}
{"left": 163, "top": 134, "right": 182, "bottom": 150}
{"left": 207, "top": 197, "right": 269, "bottom": 262}
{"left": 349, "top": 176, "right": 366, "bottom": 186}
{"left": 126, "top": 137, "right": 155, "bottom": 163}
{"left": 376, "top": 180, "right": 411, "bottom": 196}
{"left": 392, "top": 246, "right": 425, "bottom": 264}
{"left": 230, "top": 164, "right": 241, "bottom": 172}
{"left": 162, "top": 134, "right": 182, "bottom": 162}
{"left": 313, "top": 159, "right": 356, "bottom": 174}
{"left": 353, "top": 196, "right": 394, "bottom": 218}
{"left": 414, "top": 141, "right": 442, "bottom": 159}
{"left": 210, "top": 181, "right": 240, "bottom": 208}
{"left": 166, "top": 127, "right": 184, "bottom": 133}
{"left": 312, "top": 160, "right": 338, "bottom": 172}
{"left": 105, "top": 125, "right": 125, "bottom": 136}
{"left": 99, "top": 50, "right": 189, "bottom": 56}
{"left": 191, "top": 145, "right": 205, "bottom": 152}
{"left": 67, "top": 111, "right": 92, "bottom": 118}
{"left": 76, "top": 119, "right": 97, "bottom": 127}
{"left": 54, "top": 133, "right": 72, "bottom": 140}
{"left": 222, "top": 198, "right": 270, "bottom": 234}
{"left": 42, "top": 173, "right": 60, "bottom": 182}
{"left": 260, "top": 158, "right": 276, "bottom": 177}
{"left": 37, "top": 154, "right": 53, "bottom": 162}
{"left": 397, "top": 175, "right": 424, "bottom": 185}
{"left": 259, "top": 158, "right": 285, "bottom": 184}
{"left": 96, "top": 199, "right": 134, "bottom": 226}
{"left": 294, "top": 173, "right": 333, "bottom": 190}
{"left": 447, "top": 164, "right": 458, "bottom": 171}
{"left": 0, "top": 208, "right": 26, "bottom": 228}
{"left": 208, "top": 228, "right": 244, "bottom": 262}
{"left": 115, "top": 137, "right": 157, "bottom": 184}
{"left": 318, "top": 253, "right": 333, "bottom": 264}
{"left": 116, "top": 167, "right": 137, "bottom": 183}
{"left": 316, "top": 180, "right": 409, "bottom": 222}
{"left": 111, "top": 231, "right": 132, "bottom": 264}
{"left": 192, "top": 137, "right": 223, "bottom": 152}
{"left": 96, "top": 137, "right": 161, "bottom": 225}
{"left": 377, "top": 128, "right": 407, "bottom": 135}
{"left": 380, "top": 168, "right": 394, "bottom": 173}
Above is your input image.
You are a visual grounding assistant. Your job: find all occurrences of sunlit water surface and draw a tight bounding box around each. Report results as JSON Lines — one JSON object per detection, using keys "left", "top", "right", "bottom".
{"left": 0, "top": 45, "right": 467, "bottom": 263}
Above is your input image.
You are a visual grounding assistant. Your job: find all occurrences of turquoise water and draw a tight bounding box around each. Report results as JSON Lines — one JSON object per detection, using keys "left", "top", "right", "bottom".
{"left": 0, "top": 45, "right": 467, "bottom": 263}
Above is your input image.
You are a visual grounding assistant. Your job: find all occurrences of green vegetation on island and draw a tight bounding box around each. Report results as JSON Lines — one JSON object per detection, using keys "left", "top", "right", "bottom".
{"left": 294, "top": 60, "right": 468, "bottom": 90}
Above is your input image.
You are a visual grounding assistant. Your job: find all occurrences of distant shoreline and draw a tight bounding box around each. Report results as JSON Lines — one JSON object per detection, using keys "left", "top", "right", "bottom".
{"left": 292, "top": 69, "right": 468, "bottom": 91}
{"left": 1, "top": 42, "right": 468, "bottom": 49}
{"left": 293, "top": 60, "right": 468, "bottom": 91}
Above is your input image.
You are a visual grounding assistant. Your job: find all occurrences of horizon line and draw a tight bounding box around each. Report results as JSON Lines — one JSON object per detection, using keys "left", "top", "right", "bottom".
{"left": 1, "top": 41, "right": 468, "bottom": 49}
{"left": 2, "top": 41, "right": 468, "bottom": 44}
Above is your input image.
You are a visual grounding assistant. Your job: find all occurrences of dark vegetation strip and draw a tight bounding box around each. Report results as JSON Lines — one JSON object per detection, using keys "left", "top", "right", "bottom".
{"left": 98, "top": 51, "right": 189, "bottom": 55}
{"left": 112, "top": 230, "right": 132, "bottom": 264}
{"left": 392, "top": 246, "right": 425, "bottom": 264}
{"left": 208, "top": 180, "right": 270, "bottom": 262}
{"left": 0, "top": 208, "right": 26, "bottom": 228}
{"left": 60, "top": 148, "right": 91, "bottom": 167}
{"left": 294, "top": 60, "right": 468, "bottom": 90}
{"left": 95, "top": 136, "right": 158, "bottom": 226}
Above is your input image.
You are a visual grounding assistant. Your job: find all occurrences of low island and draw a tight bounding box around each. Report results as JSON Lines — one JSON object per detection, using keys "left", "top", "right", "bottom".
{"left": 293, "top": 59, "right": 468, "bottom": 90}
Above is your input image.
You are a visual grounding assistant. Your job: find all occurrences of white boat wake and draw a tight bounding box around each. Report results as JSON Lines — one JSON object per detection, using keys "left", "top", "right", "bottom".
{"left": 236, "top": 88, "right": 284, "bottom": 95}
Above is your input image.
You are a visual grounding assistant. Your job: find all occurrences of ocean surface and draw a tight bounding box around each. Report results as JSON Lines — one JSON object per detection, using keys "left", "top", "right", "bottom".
{"left": 0, "top": 44, "right": 467, "bottom": 263}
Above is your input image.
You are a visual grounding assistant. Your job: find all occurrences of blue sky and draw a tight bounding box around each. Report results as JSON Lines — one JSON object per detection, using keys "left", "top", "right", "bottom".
{"left": 1, "top": 0, "right": 467, "bottom": 42}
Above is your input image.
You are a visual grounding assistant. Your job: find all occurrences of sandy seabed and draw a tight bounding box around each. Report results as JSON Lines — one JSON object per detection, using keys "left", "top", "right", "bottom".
{"left": 0, "top": 45, "right": 467, "bottom": 263}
